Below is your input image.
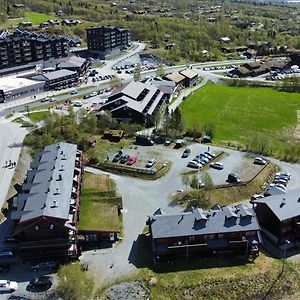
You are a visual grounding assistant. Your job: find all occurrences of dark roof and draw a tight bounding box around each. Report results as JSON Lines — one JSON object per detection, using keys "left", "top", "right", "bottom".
{"left": 11, "top": 142, "right": 80, "bottom": 224}
{"left": 149, "top": 204, "right": 260, "bottom": 239}
{"left": 254, "top": 188, "right": 300, "bottom": 222}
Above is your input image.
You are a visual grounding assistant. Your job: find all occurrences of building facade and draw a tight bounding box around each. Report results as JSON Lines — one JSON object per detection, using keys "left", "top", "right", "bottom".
{"left": 11, "top": 142, "right": 83, "bottom": 261}
{"left": 147, "top": 205, "right": 261, "bottom": 261}
{"left": 86, "top": 26, "right": 131, "bottom": 58}
{"left": 0, "top": 29, "right": 74, "bottom": 70}
{"left": 253, "top": 189, "right": 300, "bottom": 245}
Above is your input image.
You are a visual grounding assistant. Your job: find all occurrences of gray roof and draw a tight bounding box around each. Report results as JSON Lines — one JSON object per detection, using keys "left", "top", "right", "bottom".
{"left": 12, "top": 142, "right": 79, "bottom": 224}
{"left": 102, "top": 81, "right": 164, "bottom": 116}
{"left": 149, "top": 204, "right": 260, "bottom": 239}
{"left": 57, "top": 56, "right": 86, "bottom": 68}
{"left": 254, "top": 188, "right": 300, "bottom": 222}
{"left": 32, "top": 69, "right": 77, "bottom": 81}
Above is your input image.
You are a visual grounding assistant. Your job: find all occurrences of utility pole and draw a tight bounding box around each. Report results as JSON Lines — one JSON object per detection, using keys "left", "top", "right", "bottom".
{"left": 25, "top": 104, "right": 30, "bottom": 116}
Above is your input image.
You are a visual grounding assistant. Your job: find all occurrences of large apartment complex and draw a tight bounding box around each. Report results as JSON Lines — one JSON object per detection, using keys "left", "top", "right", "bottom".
{"left": 11, "top": 142, "right": 83, "bottom": 261}
{"left": 0, "top": 29, "right": 79, "bottom": 70}
{"left": 86, "top": 26, "right": 131, "bottom": 58}
{"left": 147, "top": 204, "right": 261, "bottom": 261}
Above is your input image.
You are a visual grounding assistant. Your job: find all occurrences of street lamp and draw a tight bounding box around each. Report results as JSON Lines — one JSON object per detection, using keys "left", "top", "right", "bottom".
{"left": 282, "top": 240, "right": 290, "bottom": 273}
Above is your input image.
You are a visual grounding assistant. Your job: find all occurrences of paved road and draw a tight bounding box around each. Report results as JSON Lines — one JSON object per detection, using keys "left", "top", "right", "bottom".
{"left": 0, "top": 118, "right": 28, "bottom": 210}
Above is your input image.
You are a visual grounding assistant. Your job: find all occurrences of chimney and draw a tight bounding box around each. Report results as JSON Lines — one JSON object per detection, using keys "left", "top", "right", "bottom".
{"left": 60, "top": 164, "right": 64, "bottom": 171}
{"left": 178, "top": 215, "right": 184, "bottom": 224}
{"left": 280, "top": 198, "right": 286, "bottom": 208}
{"left": 55, "top": 187, "right": 60, "bottom": 195}
{"left": 58, "top": 174, "right": 62, "bottom": 181}
{"left": 60, "top": 150, "right": 64, "bottom": 155}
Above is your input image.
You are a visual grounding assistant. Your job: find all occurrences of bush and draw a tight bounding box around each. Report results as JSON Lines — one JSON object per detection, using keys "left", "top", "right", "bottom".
{"left": 57, "top": 263, "right": 94, "bottom": 300}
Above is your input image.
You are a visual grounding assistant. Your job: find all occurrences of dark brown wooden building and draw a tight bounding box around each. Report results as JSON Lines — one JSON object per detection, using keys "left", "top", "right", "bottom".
{"left": 11, "top": 142, "right": 83, "bottom": 261}
{"left": 253, "top": 189, "right": 300, "bottom": 246}
{"left": 147, "top": 205, "right": 261, "bottom": 262}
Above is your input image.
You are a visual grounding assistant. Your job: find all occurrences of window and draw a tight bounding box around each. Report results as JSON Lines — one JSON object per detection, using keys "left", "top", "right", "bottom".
{"left": 189, "top": 236, "right": 195, "bottom": 242}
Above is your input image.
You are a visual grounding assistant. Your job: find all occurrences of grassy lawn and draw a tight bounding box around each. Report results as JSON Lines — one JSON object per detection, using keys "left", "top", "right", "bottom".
{"left": 24, "top": 12, "right": 62, "bottom": 24}
{"left": 27, "top": 111, "right": 51, "bottom": 122}
{"left": 78, "top": 173, "right": 120, "bottom": 232}
{"left": 180, "top": 82, "right": 300, "bottom": 144}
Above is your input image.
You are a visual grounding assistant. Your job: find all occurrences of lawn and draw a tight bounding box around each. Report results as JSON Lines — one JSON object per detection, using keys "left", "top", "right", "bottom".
{"left": 27, "top": 111, "right": 51, "bottom": 122}
{"left": 78, "top": 173, "right": 120, "bottom": 232}
{"left": 24, "top": 12, "right": 62, "bottom": 24}
{"left": 180, "top": 82, "right": 300, "bottom": 144}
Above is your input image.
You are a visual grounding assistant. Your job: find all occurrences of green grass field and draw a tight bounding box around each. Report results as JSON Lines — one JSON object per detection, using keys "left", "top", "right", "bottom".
{"left": 180, "top": 82, "right": 300, "bottom": 144}
{"left": 27, "top": 111, "right": 51, "bottom": 122}
{"left": 24, "top": 12, "right": 61, "bottom": 24}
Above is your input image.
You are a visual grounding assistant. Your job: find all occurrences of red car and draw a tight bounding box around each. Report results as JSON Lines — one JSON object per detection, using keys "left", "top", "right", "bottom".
{"left": 127, "top": 156, "right": 137, "bottom": 165}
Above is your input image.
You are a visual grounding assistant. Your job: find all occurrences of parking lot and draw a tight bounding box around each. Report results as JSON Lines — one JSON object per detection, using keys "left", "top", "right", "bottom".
{"left": 105, "top": 142, "right": 267, "bottom": 187}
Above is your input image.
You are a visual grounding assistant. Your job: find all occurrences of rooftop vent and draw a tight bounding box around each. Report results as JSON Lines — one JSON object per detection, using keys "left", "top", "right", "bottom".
{"left": 60, "top": 150, "right": 64, "bottom": 155}
{"left": 60, "top": 164, "right": 64, "bottom": 171}
{"left": 57, "top": 174, "right": 62, "bottom": 181}
{"left": 280, "top": 198, "right": 286, "bottom": 208}
{"left": 51, "top": 200, "right": 58, "bottom": 208}
{"left": 55, "top": 187, "right": 60, "bottom": 195}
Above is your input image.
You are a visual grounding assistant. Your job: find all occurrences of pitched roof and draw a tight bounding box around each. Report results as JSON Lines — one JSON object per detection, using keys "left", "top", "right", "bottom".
{"left": 58, "top": 56, "right": 86, "bottom": 68}
{"left": 165, "top": 72, "right": 185, "bottom": 84}
{"left": 179, "top": 69, "right": 198, "bottom": 79}
{"left": 102, "top": 81, "right": 164, "bottom": 116}
{"left": 254, "top": 188, "right": 300, "bottom": 221}
{"left": 11, "top": 142, "right": 79, "bottom": 224}
{"left": 150, "top": 204, "right": 260, "bottom": 239}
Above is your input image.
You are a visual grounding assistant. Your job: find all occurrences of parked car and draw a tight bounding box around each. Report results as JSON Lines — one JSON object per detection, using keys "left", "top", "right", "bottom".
{"left": 164, "top": 139, "right": 171, "bottom": 146}
{"left": 276, "top": 172, "right": 291, "bottom": 180}
{"left": 41, "top": 97, "right": 51, "bottom": 102}
{"left": 187, "top": 161, "right": 202, "bottom": 169}
{"left": 0, "top": 280, "right": 18, "bottom": 292}
{"left": 71, "top": 90, "right": 78, "bottom": 95}
{"left": 182, "top": 148, "right": 191, "bottom": 158}
{"left": 112, "top": 152, "right": 122, "bottom": 162}
{"left": 0, "top": 263, "right": 9, "bottom": 273}
{"left": 119, "top": 155, "right": 130, "bottom": 164}
{"left": 127, "top": 156, "right": 137, "bottom": 165}
{"left": 210, "top": 162, "right": 224, "bottom": 170}
{"left": 193, "top": 157, "right": 207, "bottom": 165}
{"left": 254, "top": 157, "right": 267, "bottom": 165}
{"left": 197, "top": 155, "right": 209, "bottom": 163}
{"left": 146, "top": 159, "right": 156, "bottom": 168}
{"left": 227, "top": 173, "right": 241, "bottom": 183}
{"left": 0, "top": 251, "right": 13, "bottom": 257}
{"left": 275, "top": 183, "right": 286, "bottom": 190}
{"left": 30, "top": 261, "right": 57, "bottom": 272}
{"left": 28, "top": 276, "right": 53, "bottom": 290}
{"left": 73, "top": 101, "right": 83, "bottom": 107}
{"left": 273, "top": 179, "right": 287, "bottom": 186}
{"left": 49, "top": 98, "right": 56, "bottom": 102}
{"left": 90, "top": 92, "right": 98, "bottom": 97}
{"left": 83, "top": 94, "right": 91, "bottom": 99}
{"left": 204, "top": 151, "right": 216, "bottom": 158}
